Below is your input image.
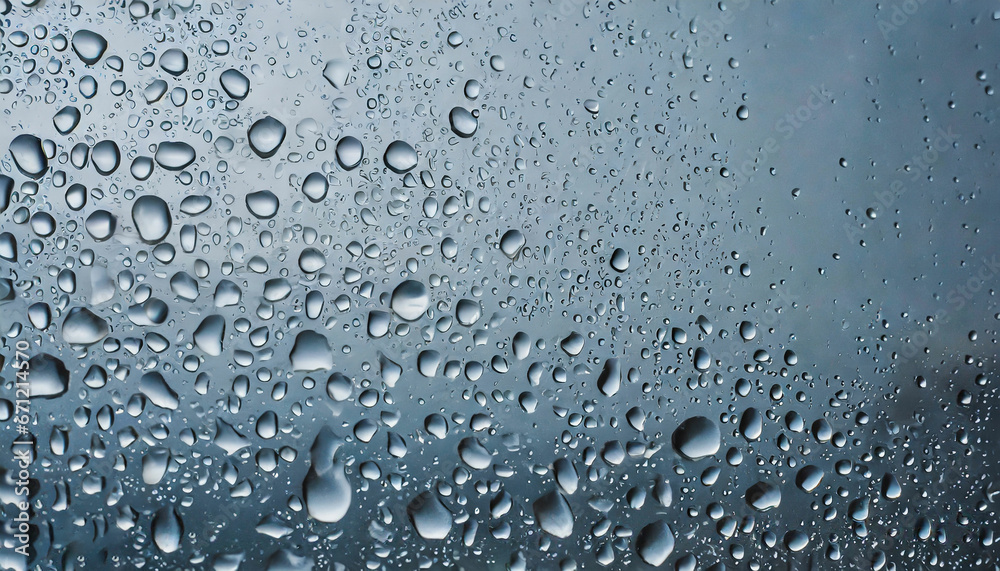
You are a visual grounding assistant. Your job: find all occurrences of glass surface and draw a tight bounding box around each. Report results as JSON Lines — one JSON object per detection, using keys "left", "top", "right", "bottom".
{"left": 0, "top": 1, "right": 998, "bottom": 570}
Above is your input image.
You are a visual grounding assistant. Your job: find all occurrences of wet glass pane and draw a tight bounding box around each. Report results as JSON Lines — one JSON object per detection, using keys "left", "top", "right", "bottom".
{"left": 0, "top": 1, "right": 997, "bottom": 570}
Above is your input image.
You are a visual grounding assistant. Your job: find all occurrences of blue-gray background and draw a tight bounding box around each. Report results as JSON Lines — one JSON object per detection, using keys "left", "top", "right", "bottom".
{"left": 0, "top": 0, "right": 997, "bottom": 569}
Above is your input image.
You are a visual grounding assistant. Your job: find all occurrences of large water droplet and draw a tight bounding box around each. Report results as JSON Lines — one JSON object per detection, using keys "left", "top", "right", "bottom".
{"left": 301, "top": 172, "right": 328, "bottom": 202}
{"left": 499, "top": 229, "right": 525, "bottom": 258}
{"left": 407, "top": 492, "right": 453, "bottom": 540}
{"left": 9, "top": 134, "right": 48, "bottom": 178}
{"left": 881, "top": 472, "right": 901, "bottom": 499}
{"left": 28, "top": 354, "right": 70, "bottom": 399}
{"left": 449, "top": 107, "right": 478, "bottom": 138}
{"left": 745, "top": 481, "right": 781, "bottom": 511}
{"left": 92, "top": 140, "right": 121, "bottom": 175}
{"left": 248, "top": 116, "right": 286, "bottom": 158}
{"left": 672, "top": 416, "right": 720, "bottom": 461}
{"left": 597, "top": 358, "right": 621, "bottom": 397}
{"left": 322, "top": 59, "right": 350, "bottom": 89}
{"left": 151, "top": 507, "right": 183, "bottom": 553}
{"left": 635, "top": 520, "right": 674, "bottom": 567}
{"left": 533, "top": 490, "right": 574, "bottom": 538}
{"left": 85, "top": 210, "right": 116, "bottom": 241}
{"left": 140, "top": 372, "right": 179, "bottom": 410}
{"left": 336, "top": 136, "right": 364, "bottom": 170}
{"left": 246, "top": 190, "right": 280, "bottom": 219}
{"left": 71, "top": 29, "right": 108, "bottom": 65}
{"left": 62, "top": 307, "right": 109, "bottom": 345}
{"left": 159, "top": 48, "right": 188, "bottom": 76}
{"left": 384, "top": 141, "right": 418, "bottom": 173}
{"left": 220, "top": 69, "right": 250, "bottom": 99}
{"left": 193, "top": 315, "right": 225, "bottom": 356}
{"left": 610, "top": 247, "right": 630, "bottom": 272}
{"left": 302, "top": 427, "right": 352, "bottom": 523}
{"left": 795, "top": 465, "right": 825, "bottom": 492}
{"left": 458, "top": 437, "right": 493, "bottom": 470}
{"left": 155, "top": 141, "right": 196, "bottom": 171}
{"left": 132, "top": 195, "right": 172, "bottom": 243}
{"left": 390, "top": 280, "right": 430, "bottom": 321}
{"left": 289, "top": 330, "right": 333, "bottom": 371}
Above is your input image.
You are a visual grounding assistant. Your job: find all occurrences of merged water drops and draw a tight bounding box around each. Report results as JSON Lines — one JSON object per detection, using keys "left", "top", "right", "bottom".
{"left": 70, "top": 29, "right": 107, "bottom": 65}
{"left": 407, "top": 492, "right": 453, "bottom": 540}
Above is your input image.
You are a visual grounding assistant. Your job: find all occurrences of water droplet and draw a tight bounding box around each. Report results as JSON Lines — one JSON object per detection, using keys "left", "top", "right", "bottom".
{"left": 154, "top": 141, "right": 196, "bottom": 171}
{"left": 301, "top": 172, "right": 329, "bottom": 202}
{"left": 336, "top": 136, "right": 364, "bottom": 170}
{"left": 9, "top": 134, "right": 48, "bottom": 178}
{"left": 672, "top": 416, "right": 720, "bottom": 461}
{"left": 610, "top": 248, "right": 629, "bottom": 272}
{"left": 500, "top": 229, "right": 525, "bottom": 258}
{"left": 881, "top": 472, "right": 901, "bottom": 499}
{"left": 795, "top": 465, "right": 824, "bottom": 492}
{"left": 132, "top": 195, "right": 172, "bottom": 243}
{"left": 533, "top": 490, "right": 574, "bottom": 538}
{"left": 71, "top": 29, "right": 108, "bottom": 65}
{"left": 745, "top": 481, "right": 781, "bottom": 511}
{"left": 635, "top": 520, "right": 674, "bottom": 567}
{"left": 449, "top": 107, "right": 478, "bottom": 138}
{"left": 159, "top": 48, "right": 188, "bottom": 76}
{"left": 490, "top": 55, "right": 505, "bottom": 71}
{"left": 303, "top": 427, "right": 352, "bottom": 522}
{"left": 384, "top": 140, "right": 418, "bottom": 173}
{"left": 62, "top": 307, "right": 109, "bottom": 345}
{"left": 408, "top": 492, "right": 453, "bottom": 540}
{"left": 597, "top": 358, "right": 621, "bottom": 397}
{"left": 322, "top": 59, "right": 350, "bottom": 89}
{"left": 390, "top": 280, "right": 430, "bottom": 321}
{"left": 85, "top": 210, "right": 116, "bottom": 241}
{"left": 220, "top": 69, "right": 250, "bottom": 99}
{"left": 151, "top": 507, "right": 183, "bottom": 553}
{"left": 27, "top": 354, "right": 70, "bottom": 399}
{"left": 248, "top": 116, "right": 286, "bottom": 158}
{"left": 92, "top": 140, "right": 121, "bottom": 175}
{"left": 246, "top": 190, "right": 280, "bottom": 219}
{"left": 193, "top": 315, "right": 225, "bottom": 356}
{"left": 289, "top": 330, "right": 333, "bottom": 371}
{"left": 458, "top": 437, "right": 493, "bottom": 470}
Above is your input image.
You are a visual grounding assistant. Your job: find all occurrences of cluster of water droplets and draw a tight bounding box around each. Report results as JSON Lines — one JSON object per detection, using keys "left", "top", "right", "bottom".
{"left": 0, "top": 1, "right": 996, "bottom": 571}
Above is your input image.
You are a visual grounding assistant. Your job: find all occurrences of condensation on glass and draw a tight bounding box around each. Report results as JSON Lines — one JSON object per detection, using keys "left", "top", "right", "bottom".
{"left": 0, "top": 1, "right": 997, "bottom": 570}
